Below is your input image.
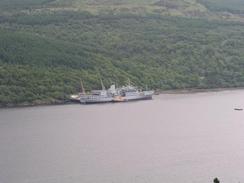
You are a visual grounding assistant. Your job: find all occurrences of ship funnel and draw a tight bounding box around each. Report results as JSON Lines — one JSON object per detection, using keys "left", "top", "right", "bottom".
{"left": 108, "top": 84, "right": 116, "bottom": 94}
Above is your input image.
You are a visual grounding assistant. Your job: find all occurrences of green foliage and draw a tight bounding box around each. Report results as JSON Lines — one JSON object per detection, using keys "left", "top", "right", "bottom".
{"left": 1, "top": 1, "right": 244, "bottom": 106}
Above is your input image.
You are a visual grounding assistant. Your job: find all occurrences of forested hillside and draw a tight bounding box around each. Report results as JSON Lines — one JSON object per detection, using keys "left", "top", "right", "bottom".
{"left": 1, "top": 0, "right": 244, "bottom": 106}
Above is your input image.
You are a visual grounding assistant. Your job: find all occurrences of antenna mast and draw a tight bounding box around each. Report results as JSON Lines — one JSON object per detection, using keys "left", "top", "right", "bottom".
{"left": 80, "top": 79, "right": 86, "bottom": 94}
{"left": 100, "top": 79, "right": 106, "bottom": 90}
{"left": 127, "top": 78, "right": 131, "bottom": 86}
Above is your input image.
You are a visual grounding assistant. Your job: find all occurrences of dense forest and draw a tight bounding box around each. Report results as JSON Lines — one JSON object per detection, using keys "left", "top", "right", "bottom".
{"left": 1, "top": 0, "right": 244, "bottom": 106}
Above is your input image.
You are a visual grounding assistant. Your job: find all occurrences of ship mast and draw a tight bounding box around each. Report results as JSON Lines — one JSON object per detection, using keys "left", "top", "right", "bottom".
{"left": 80, "top": 79, "right": 86, "bottom": 94}
{"left": 100, "top": 79, "right": 106, "bottom": 90}
{"left": 127, "top": 78, "right": 131, "bottom": 86}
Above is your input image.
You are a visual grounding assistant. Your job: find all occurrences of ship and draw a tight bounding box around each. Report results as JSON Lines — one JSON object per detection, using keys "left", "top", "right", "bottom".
{"left": 80, "top": 90, "right": 113, "bottom": 104}
{"left": 113, "top": 84, "right": 154, "bottom": 102}
{"left": 70, "top": 79, "right": 154, "bottom": 104}
{"left": 79, "top": 80, "right": 116, "bottom": 104}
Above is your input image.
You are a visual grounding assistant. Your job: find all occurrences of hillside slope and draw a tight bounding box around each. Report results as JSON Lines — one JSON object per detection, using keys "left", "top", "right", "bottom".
{"left": 1, "top": 0, "right": 244, "bottom": 106}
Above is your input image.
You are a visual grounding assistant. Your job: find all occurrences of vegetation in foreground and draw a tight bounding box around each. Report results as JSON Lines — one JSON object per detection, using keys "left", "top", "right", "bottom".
{"left": 1, "top": 0, "right": 244, "bottom": 107}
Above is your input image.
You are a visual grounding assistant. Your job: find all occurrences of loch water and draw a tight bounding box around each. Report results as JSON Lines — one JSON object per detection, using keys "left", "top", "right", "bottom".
{"left": 1, "top": 90, "right": 244, "bottom": 183}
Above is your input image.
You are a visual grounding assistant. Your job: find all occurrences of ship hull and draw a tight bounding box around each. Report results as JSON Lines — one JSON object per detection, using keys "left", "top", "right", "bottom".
{"left": 113, "top": 94, "right": 153, "bottom": 102}
{"left": 80, "top": 97, "right": 113, "bottom": 104}
{"left": 123, "top": 95, "right": 153, "bottom": 102}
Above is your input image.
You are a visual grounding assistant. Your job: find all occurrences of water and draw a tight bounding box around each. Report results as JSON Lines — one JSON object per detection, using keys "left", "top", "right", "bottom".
{"left": 1, "top": 90, "right": 244, "bottom": 183}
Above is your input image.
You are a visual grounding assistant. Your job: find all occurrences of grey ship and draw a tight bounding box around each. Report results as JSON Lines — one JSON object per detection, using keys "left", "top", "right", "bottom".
{"left": 71, "top": 80, "right": 154, "bottom": 104}
{"left": 113, "top": 84, "right": 154, "bottom": 102}
{"left": 79, "top": 81, "right": 116, "bottom": 104}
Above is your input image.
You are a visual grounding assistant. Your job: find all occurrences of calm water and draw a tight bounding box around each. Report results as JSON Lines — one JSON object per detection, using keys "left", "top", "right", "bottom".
{"left": 1, "top": 90, "right": 244, "bottom": 183}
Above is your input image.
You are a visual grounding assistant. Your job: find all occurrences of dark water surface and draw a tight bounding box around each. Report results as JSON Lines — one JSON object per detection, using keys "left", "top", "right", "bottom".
{"left": 1, "top": 90, "right": 244, "bottom": 183}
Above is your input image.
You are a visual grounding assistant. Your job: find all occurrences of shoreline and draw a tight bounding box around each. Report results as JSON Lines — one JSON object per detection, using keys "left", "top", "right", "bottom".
{"left": 157, "top": 87, "right": 244, "bottom": 94}
{"left": 0, "top": 101, "right": 80, "bottom": 110}
{"left": 1, "top": 87, "right": 244, "bottom": 109}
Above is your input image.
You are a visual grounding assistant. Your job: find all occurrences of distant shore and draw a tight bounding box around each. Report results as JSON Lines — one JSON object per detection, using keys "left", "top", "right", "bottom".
{"left": 157, "top": 87, "right": 244, "bottom": 94}
{"left": 1, "top": 87, "right": 244, "bottom": 109}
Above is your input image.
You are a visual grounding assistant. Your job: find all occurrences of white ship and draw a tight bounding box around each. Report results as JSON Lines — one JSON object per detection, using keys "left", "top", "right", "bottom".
{"left": 79, "top": 81, "right": 116, "bottom": 104}
{"left": 113, "top": 84, "right": 154, "bottom": 102}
